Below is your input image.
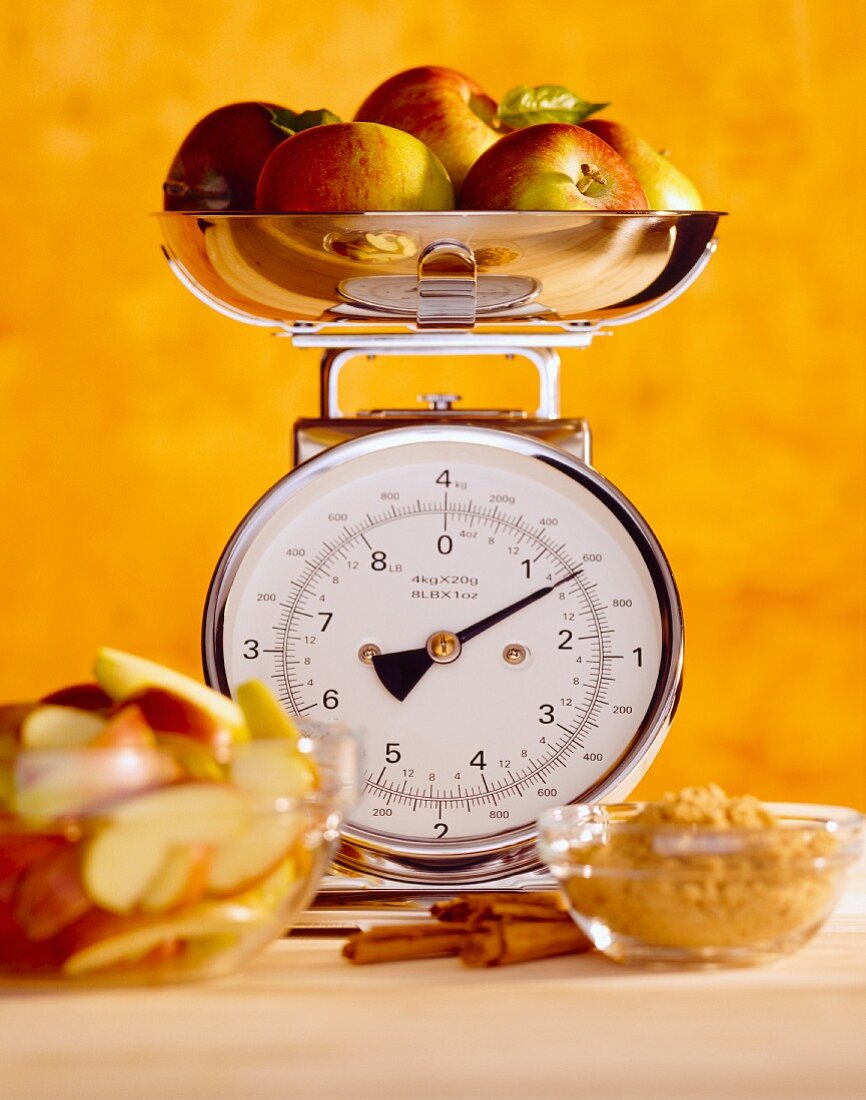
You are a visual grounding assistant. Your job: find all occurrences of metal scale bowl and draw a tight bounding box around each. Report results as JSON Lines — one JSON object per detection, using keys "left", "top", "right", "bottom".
{"left": 158, "top": 210, "right": 724, "bottom": 917}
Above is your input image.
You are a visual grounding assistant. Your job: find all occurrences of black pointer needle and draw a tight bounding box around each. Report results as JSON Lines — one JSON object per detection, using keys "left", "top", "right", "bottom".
{"left": 371, "top": 569, "right": 581, "bottom": 702}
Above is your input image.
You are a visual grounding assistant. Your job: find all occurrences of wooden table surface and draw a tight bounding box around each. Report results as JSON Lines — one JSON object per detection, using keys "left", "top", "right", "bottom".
{"left": 3, "top": 860, "right": 865, "bottom": 1100}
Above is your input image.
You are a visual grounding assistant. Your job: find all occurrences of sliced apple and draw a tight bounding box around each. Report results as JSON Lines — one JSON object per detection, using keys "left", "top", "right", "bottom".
{"left": 229, "top": 742, "right": 318, "bottom": 804}
{"left": 0, "top": 831, "right": 69, "bottom": 885}
{"left": 0, "top": 702, "right": 36, "bottom": 741}
{"left": 13, "top": 843, "right": 92, "bottom": 940}
{"left": 20, "top": 705, "right": 107, "bottom": 749}
{"left": 13, "top": 746, "right": 180, "bottom": 819}
{"left": 235, "top": 680, "right": 302, "bottom": 742}
{"left": 234, "top": 682, "right": 318, "bottom": 798}
{"left": 82, "top": 782, "right": 250, "bottom": 914}
{"left": 94, "top": 648, "right": 247, "bottom": 744}
{"left": 40, "top": 683, "right": 113, "bottom": 711}
{"left": 141, "top": 844, "right": 210, "bottom": 913}
{"left": 208, "top": 812, "right": 303, "bottom": 896}
{"left": 91, "top": 704, "right": 157, "bottom": 748}
{"left": 121, "top": 686, "right": 242, "bottom": 754}
{"left": 58, "top": 902, "right": 253, "bottom": 977}
{"left": 152, "top": 734, "right": 224, "bottom": 781}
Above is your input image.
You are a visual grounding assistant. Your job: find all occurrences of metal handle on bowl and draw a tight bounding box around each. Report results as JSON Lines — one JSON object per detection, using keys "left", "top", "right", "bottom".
{"left": 416, "top": 239, "right": 477, "bottom": 330}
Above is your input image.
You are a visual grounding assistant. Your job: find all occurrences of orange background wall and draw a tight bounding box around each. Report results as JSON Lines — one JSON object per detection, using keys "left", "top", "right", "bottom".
{"left": 1, "top": 1, "right": 863, "bottom": 807}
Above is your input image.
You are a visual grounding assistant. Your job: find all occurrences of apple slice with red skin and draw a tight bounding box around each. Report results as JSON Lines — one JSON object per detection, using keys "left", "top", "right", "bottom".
{"left": 459, "top": 122, "right": 648, "bottom": 211}
{"left": 20, "top": 705, "right": 107, "bottom": 749}
{"left": 0, "top": 916, "right": 64, "bottom": 971}
{"left": 119, "top": 687, "right": 240, "bottom": 753}
{"left": 141, "top": 843, "right": 211, "bottom": 913}
{"left": 81, "top": 781, "right": 250, "bottom": 914}
{"left": 57, "top": 857, "right": 301, "bottom": 976}
{"left": 0, "top": 703, "right": 37, "bottom": 743}
{"left": 40, "top": 683, "right": 113, "bottom": 711}
{"left": 94, "top": 648, "right": 248, "bottom": 747}
{"left": 208, "top": 813, "right": 303, "bottom": 897}
{"left": 56, "top": 902, "right": 248, "bottom": 976}
{"left": 13, "top": 744, "right": 181, "bottom": 820}
{"left": 13, "top": 843, "right": 93, "bottom": 940}
{"left": 91, "top": 703, "right": 157, "bottom": 749}
{"left": 0, "top": 830, "right": 69, "bottom": 887}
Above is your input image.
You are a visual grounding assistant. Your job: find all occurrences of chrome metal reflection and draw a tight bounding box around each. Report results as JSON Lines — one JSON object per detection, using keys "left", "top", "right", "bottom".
{"left": 157, "top": 211, "right": 722, "bottom": 333}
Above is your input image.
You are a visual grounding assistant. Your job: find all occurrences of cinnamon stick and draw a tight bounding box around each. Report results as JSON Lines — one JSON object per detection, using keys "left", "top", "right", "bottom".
{"left": 461, "top": 918, "right": 591, "bottom": 968}
{"left": 431, "top": 891, "right": 569, "bottom": 925}
{"left": 342, "top": 923, "right": 473, "bottom": 965}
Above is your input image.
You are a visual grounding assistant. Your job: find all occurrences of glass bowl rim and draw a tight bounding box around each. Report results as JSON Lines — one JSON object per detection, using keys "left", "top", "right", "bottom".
{"left": 538, "top": 800, "right": 866, "bottom": 836}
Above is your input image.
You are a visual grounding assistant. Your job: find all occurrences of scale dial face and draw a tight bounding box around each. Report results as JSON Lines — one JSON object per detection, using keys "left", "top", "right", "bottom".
{"left": 205, "top": 426, "right": 681, "bottom": 882}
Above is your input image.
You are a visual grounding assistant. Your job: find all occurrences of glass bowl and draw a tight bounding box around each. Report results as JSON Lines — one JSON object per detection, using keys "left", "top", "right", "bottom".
{"left": 0, "top": 726, "right": 357, "bottom": 985}
{"left": 538, "top": 801, "right": 864, "bottom": 968}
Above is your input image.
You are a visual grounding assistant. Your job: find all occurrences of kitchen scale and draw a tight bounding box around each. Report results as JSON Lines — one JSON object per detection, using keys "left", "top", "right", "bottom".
{"left": 158, "top": 209, "right": 723, "bottom": 917}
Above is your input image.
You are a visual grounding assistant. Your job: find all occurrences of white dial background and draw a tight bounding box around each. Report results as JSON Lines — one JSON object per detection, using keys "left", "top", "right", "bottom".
{"left": 217, "top": 431, "right": 673, "bottom": 848}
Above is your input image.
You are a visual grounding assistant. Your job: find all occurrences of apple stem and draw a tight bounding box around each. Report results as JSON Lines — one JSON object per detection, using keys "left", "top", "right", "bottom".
{"left": 576, "top": 163, "right": 607, "bottom": 197}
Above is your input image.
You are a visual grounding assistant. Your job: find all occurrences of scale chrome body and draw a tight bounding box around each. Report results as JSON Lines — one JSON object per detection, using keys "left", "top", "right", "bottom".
{"left": 159, "top": 210, "right": 723, "bottom": 916}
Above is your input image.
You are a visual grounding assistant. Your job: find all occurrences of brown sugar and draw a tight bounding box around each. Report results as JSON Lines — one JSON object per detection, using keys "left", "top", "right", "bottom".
{"left": 563, "top": 785, "right": 840, "bottom": 951}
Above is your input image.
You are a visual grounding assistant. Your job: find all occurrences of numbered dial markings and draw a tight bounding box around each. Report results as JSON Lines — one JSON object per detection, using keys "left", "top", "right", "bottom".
{"left": 215, "top": 433, "right": 675, "bottom": 847}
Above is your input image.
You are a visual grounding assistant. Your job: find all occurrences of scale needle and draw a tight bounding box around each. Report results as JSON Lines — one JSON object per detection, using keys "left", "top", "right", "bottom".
{"left": 372, "top": 570, "right": 580, "bottom": 701}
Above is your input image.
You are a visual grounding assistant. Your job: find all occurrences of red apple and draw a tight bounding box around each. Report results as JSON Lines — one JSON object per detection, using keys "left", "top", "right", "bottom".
{"left": 163, "top": 102, "right": 291, "bottom": 211}
{"left": 459, "top": 122, "right": 648, "bottom": 211}
{"left": 355, "top": 66, "right": 499, "bottom": 190}
{"left": 580, "top": 119, "right": 703, "bottom": 210}
{"left": 255, "top": 121, "right": 454, "bottom": 212}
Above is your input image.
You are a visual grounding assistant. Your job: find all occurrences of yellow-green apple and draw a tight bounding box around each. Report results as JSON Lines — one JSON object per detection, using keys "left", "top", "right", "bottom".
{"left": 94, "top": 648, "right": 248, "bottom": 746}
{"left": 163, "top": 102, "right": 312, "bottom": 211}
{"left": 20, "top": 705, "right": 107, "bottom": 749}
{"left": 81, "top": 781, "right": 250, "bottom": 914}
{"left": 13, "top": 843, "right": 92, "bottom": 939}
{"left": 355, "top": 66, "right": 499, "bottom": 190}
{"left": 580, "top": 119, "right": 703, "bottom": 210}
{"left": 255, "top": 122, "right": 454, "bottom": 212}
{"left": 460, "top": 122, "right": 648, "bottom": 211}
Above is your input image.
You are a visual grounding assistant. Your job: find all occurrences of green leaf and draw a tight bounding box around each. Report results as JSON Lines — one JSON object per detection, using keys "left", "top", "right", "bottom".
{"left": 268, "top": 107, "right": 341, "bottom": 137}
{"left": 496, "top": 85, "right": 608, "bottom": 130}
